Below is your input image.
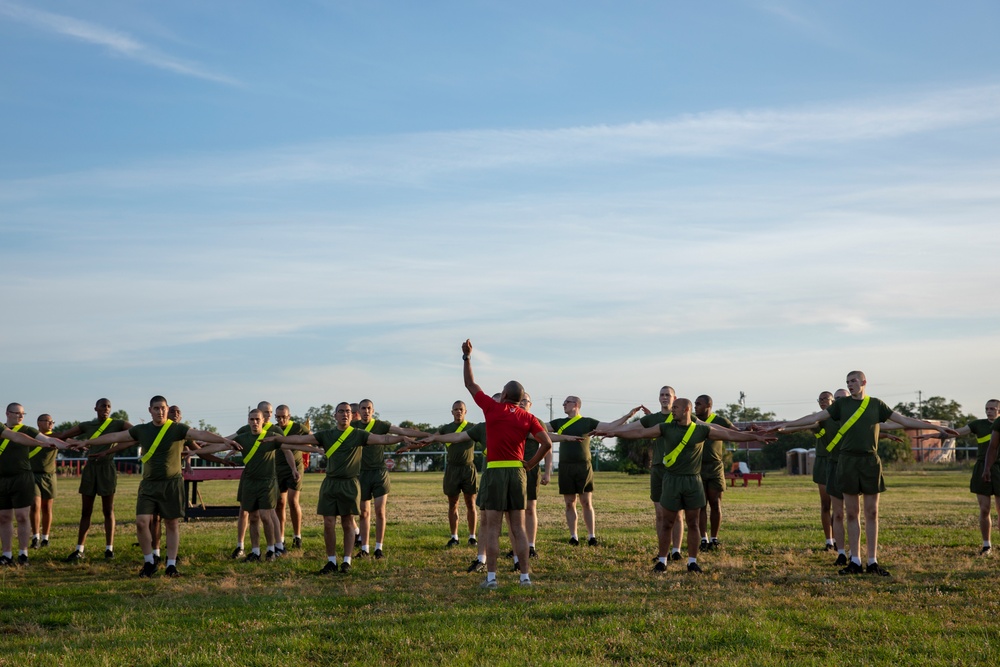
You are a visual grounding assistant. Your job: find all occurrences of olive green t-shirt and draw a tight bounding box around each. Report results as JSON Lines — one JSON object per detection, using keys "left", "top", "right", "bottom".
{"left": 275, "top": 421, "right": 310, "bottom": 475}
{"left": 466, "top": 422, "right": 488, "bottom": 473}
{"left": 235, "top": 429, "right": 281, "bottom": 481}
{"left": 316, "top": 427, "right": 371, "bottom": 479}
{"left": 814, "top": 416, "right": 840, "bottom": 460}
{"left": 29, "top": 432, "right": 58, "bottom": 474}
{"left": 353, "top": 419, "right": 391, "bottom": 470}
{"left": 0, "top": 425, "right": 39, "bottom": 476}
{"left": 657, "top": 422, "right": 712, "bottom": 476}
{"left": 640, "top": 412, "right": 674, "bottom": 469}
{"left": 825, "top": 396, "right": 894, "bottom": 455}
{"left": 78, "top": 418, "right": 130, "bottom": 464}
{"left": 969, "top": 419, "right": 996, "bottom": 463}
{"left": 130, "top": 421, "right": 192, "bottom": 481}
{"left": 702, "top": 414, "right": 735, "bottom": 468}
{"left": 550, "top": 416, "right": 600, "bottom": 464}
{"left": 440, "top": 420, "right": 476, "bottom": 467}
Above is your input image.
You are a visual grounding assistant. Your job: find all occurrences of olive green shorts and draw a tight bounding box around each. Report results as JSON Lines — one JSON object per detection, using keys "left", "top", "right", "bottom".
{"left": 812, "top": 456, "right": 830, "bottom": 486}
{"left": 659, "top": 473, "right": 706, "bottom": 512}
{"left": 970, "top": 461, "right": 1000, "bottom": 496}
{"left": 136, "top": 477, "right": 186, "bottom": 520}
{"left": 443, "top": 464, "right": 477, "bottom": 497}
{"left": 277, "top": 465, "right": 304, "bottom": 493}
{"left": 360, "top": 468, "right": 390, "bottom": 501}
{"left": 700, "top": 465, "right": 726, "bottom": 494}
{"left": 79, "top": 462, "right": 117, "bottom": 497}
{"left": 317, "top": 477, "right": 360, "bottom": 517}
{"left": 836, "top": 453, "right": 886, "bottom": 496}
{"left": 478, "top": 467, "right": 527, "bottom": 512}
{"left": 826, "top": 458, "right": 843, "bottom": 500}
{"left": 33, "top": 472, "right": 57, "bottom": 500}
{"left": 650, "top": 466, "right": 665, "bottom": 503}
{"left": 241, "top": 477, "right": 278, "bottom": 512}
{"left": 526, "top": 466, "right": 541, "bottom": 502}
{"left": 558, "top": 461, "right": 594, "bottom": 496}
{"left": 0, "top": 472, "right": 35, "bottom": 510}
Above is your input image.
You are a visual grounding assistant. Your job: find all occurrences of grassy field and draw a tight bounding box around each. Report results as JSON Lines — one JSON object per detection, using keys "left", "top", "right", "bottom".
{"left": 2, "top": 469, "right": 998, "bottom": 666}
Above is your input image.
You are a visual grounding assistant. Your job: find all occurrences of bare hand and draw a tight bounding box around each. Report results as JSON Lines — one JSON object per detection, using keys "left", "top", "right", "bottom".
{"left": 462, "top": 339, "right": 473, "bottom": 356}
{"left": 638, "top": 405, "right": 652, "bottom": 416}
{"left": 226, "top": 438, "right": 243, "bottom": 451}
{"left": 939, "top": 428, "right": 959, "bottom": 438}
{"left": 292, "top": 468, "right": 301, "bottom": 482}
{"left": 541, "top": 471, "right": 550, "bottom": 486}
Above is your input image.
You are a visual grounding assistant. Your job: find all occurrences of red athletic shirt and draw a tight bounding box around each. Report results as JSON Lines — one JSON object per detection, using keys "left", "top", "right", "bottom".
{"left": 473, "top": 390, "right": 543, "bottom": 463}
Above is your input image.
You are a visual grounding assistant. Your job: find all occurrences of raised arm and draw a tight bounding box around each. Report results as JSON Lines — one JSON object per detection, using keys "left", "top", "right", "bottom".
{"left": 366, "top": 433, "right": 412, "bottom": 447}
{"left": 79, "top": 430, "right": 136, "bottom": 448}
{"left": 462, "top": 339, "right": 483, "bottom": 397}
{"left": 398, "top": 432, "right": 469, "bottom": 453}
{"left": 280, "top": 442, "right": 325, "bottom": 455}
{"left": 53, "top": 424, "right": 84, "bottom": 440}
{"left": 597, "top": 406, "right": 646, "bottom": 430}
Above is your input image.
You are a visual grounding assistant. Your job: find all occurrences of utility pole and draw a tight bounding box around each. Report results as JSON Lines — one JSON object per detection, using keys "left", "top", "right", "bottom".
{"left": 918, "top": 390, "right": 923, "bottom": 419}
{"left": 547, "top": 397, "right": 554, "bottom": 423}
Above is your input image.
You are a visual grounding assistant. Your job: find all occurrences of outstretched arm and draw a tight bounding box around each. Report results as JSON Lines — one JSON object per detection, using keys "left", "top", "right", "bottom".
{"left": 887, "top": 412, "right": 959, "bottom": 438}
{"left": 597, "top": 406, "right": 646, "bottom": 430}
{"left": 390, "top": 424, "right": 434, "bottom": 438}
{"left": 462, "top": 339, "right": 483, "bottom": 397}
{"left": 1, "top": 428, "right": 69, "bottom": 450}
{"left": 595, "top": 424, "right": 661, "bottom": 439}
{"left": 777, "top": 410, "right": 831, "bottom": 433}
{"left": 398, "top": 432, "right": 469, "bottom": 453}
{"left": 707, "top": 424, "right": 775, "bottom": 444}
{"left": 366, "top": 433, "right": 412, "bottom": 447}
{"left": 266, "top": 433, "right": 320, "bottom": 446}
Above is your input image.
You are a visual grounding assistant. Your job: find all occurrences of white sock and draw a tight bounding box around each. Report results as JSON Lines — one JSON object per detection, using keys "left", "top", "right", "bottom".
{"left": 2, "top": 552, "right": 11, "bottom": 559}
{"left": 276, "top": 542, "right": 284, "bottom": 550}
{"left": 670, "top": 547, "right": 680, "bottom": 555}
{"left": 984, "top": 541, "right": 991, "bottom": 548}
{"left": 701, "top": 537, "right": 709, "bottom": 543}
{"left": 658, "top": 557, "right": 667, "bottom": 564}
{"left": 144, "top": 553, "right": 155, "bottom": 564}
{"left": 687, "top": 557, "right": 697, "bottom": 565}
{"left": 18, "top": 549, "right": 27, "bottom": 557}
{"left": 570, "top": 534, "right": 578, "bottom": 540}
{"left": 486, "top": 572, "right": 496, "bottom": 582}
{"left": 826, "top": 538, "right": 835, "bottom": 546}
{"left": 77, "top": 544, "right": 85, "bottom": 553}
{"left": 868, "top": 558, "right": 877, "bottom": 566}
{"left": 236, "top": 542, "right": 244, "bottom": 549}
{"left": 106, "top": 545, "right": 113, "bottom": 552}
{"left": 266, "top": 545, "right": 274, "bottom": 553}
{"left": 328, "top": 556, "right": 337, "bottom": 565}
{"left": 851, "top": 556, "right": 862, "bottom": 565}
{"left": 451, "top": 534, "right": 459, "bottom": 540}
{"left": 513, "top": 557, "right": 519, "bottom": 565}
{"left": 32, "top": 533, "right": 39, "bottom": 540}
{"left": 477, "top": 554, "right": 485, "bottom": 563}
{"left": 520, "top": 573, "right": 530, "bottom": 582}
{"left": 41, "top": 534, "right": 48, "bottom": 541}
{"left": 587, "top": 533, "right": 595, "bottom": 539}
{"left": 469, "top": 535, "right": 476, "bottom": 541}
{"left": 166, "top": 558, "right": 176, "bottom": 567}
{"left": 251, "top": 547, "right": 261, "bottom": 556}
{"left": 838, "top": 549, "right": 846, "bottom": 556}
{"left": 343, "top": 555, "right": 351, "bottom": 564}
{"left": 294, "top": 534, "right": 301, "bottom": 540}
{"left": 375, "top": 542, "right": 383, "bottom": 551}
{"left": 361, "top": 545, "right": 370, "bottom": 553}
{"left": 153, "top": 548, "right": 160, "bottom": 557}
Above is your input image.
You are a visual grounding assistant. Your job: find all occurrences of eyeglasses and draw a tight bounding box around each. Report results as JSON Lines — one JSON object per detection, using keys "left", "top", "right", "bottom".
{"left": 6, "top": 411, "right": 25, "bottom": 416}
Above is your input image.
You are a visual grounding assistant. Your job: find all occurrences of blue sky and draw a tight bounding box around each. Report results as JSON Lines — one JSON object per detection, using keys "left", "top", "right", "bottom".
{"left": 2, "top": 1, "right": 999, "bottom": 433}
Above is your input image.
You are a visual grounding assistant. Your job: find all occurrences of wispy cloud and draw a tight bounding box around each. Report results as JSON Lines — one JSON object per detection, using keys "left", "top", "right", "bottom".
{"left": 0, "top": 1, "right": 239, "bottom": 86}
{"left": 1, "top": 83, "right": 998, "bottom": 200}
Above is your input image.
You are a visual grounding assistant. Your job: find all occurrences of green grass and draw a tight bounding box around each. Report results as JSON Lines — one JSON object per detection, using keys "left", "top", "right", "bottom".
{"left": 2, "top": 469, "right": 998, "bottom": 666}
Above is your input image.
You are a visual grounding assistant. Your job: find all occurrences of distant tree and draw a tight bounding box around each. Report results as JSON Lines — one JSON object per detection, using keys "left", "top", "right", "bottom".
{"left": 760, "top": 431, "right": 813, "bottom": 469}
{"left": 54, "top": 420, "right": 80, "bottom": 433}
{"left": 304, "top": 404, "right": 337, "bottom": 432}
{"left": 716, "top": 403, "right": 776, "bottom": 423}
{"left": 878, "top": 432, "right": 912, "bottom": 463}
{"left": 892, "top": 396, "right": 974, "bottom": 427}
{"left": 111, "top": 409, "right": 129, "bottom": 422}
{"left": 197, "top": 419, "right": 218, "bottom": 434}
{"left": 397, "top": 420, "right": 439, "bottom": 471}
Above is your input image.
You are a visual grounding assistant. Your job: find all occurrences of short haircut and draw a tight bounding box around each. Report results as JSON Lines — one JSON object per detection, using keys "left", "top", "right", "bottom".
{"left": 249, "top": 409, "right": 263, "bottom": 418}
{"left": 149, "top": 395, "right": 168, "bottom": 407}
{"left": 276, "top": 404, "right": 290, "bottom": 413}
{"left": 95, "top": 398, "right": 111, "bottom": 407}
{"left": 336, "top": 402, "right": 352, "bottom": 412}
{"left": 452, "top": 400, "right": 466, "bottom": 409}
{"left": 987, "top": 399, "right": 1000, "bottom": 407}
{"left": 359, "top": 399, "right": 374, "bottom": 408}
{"left": 695, "top": 394, "right": 712, "bottom": 407}
{"left": 257, "top": 401, "right": 272, "bottom": 410}
{"left": 847, "top": 370, "right": 866, "bottom": 382}
{"left": 6, "top": 402, "right": 21, "bottom": 413}
{"left": 503, "top": 381, "right": 525, "bottom": 404}
{"left": 37, "top": 414, "right": 52, "bottom": 421}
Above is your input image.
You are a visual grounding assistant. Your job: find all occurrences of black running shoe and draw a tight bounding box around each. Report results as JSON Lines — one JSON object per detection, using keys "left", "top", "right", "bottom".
{"left": 569, "top": 537, "right": 580, "bottom": 546}
{"left": 529, "top": 546, "right": 538, "bottom": 559}
{"left": 669, "top": 551, "right": 681, "bottom": 561}
{"left": 374, "top": 548, "right": 384, "bottom": 559}
{"left": 834, "top": 553, "right": 848, "bottom": 567}
{"left": 838, "top": 561, "right": 864, "bottom": 575}
{"left": 587, "top": 537, "right": 598, "bottom": 547}
{"left": 468, "top": 536, "right": 477, "bottom": 546}
{"left": 511, "top": 562, "right": 521, "bottom": 572}
{"left": 230, "top": 547, "right": 245, "bottom": 559}
{"left": 447, "top": 537, "right": 460, "bottom": 547}
{"left": 292, "top": 536, "right": 302, "bottom": 549}
{"left": 699, "top": 541, "right": 710, "bottom": 552}
{"left": 825, "top": 543, "right": 836, "bottom": 551}
{"left": 340, "top": 561, "right": 351, "bottom": 573}
{"left": 30, "top": 536, "right": 39, "bottom": 549}
{"left": 865, "top": 562, "right": 891, "bottom": 577}
{"left": 356, "top": 549, "right": 368, "bottom": 559}
{"left": 710, "top": 539, "right": 720, "bottom": 550}
{"left": 0, "top": 555, "right": 13, "bottom": 566}
{"left": 243, "top": 552, "right": 261, "bottom": 563}
{"left": 687, "top": 562, "right": 702, "bottom": 573}
{"left": 153, "top": 554, "right": 161, "bottom": 566}
{"left": 17, "top": 554, "right": 28, "bottom": 566}
{"left": 980, "top": 545, "right": 992, "bottom": 556}
{"left": 40, "top": 538, "right": 49, "bottom": 547}
{"left": 164, "top": 564, "right": 181, "bottom": 578}
{"left": 653, "top": 561, "right": 666, "bottom": 572}
{"left": 139, "top": 562, "right": 157, "bottom": 578}
{"left": 105, "top": 549, "right": 114, "bottom": 560}
{"left": 354, "top": 536, "right": 362, "bottom": 548}
{"left": 506, "top": 550, "right": 515, "bottom": 558}
{"left": 265, "top": 550, "right": 276, "bottom": 562}
{"left": 64, "top": 550, "right": 84, "bottom": 563}
{"left": 467, "top": 558, "right": 486, "bottom": 573}
{"left": 318, "top": 561, "right": 338, "bottom": 574}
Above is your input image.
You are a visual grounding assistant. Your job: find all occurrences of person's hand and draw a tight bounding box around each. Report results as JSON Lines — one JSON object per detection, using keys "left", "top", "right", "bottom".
{"left": 462, "top": 339, "right": 473, "bottom": 356}
{"left": 541, "top": 471, "right": 550, "bottom": 486}
{"left": 638, "top": 405, "right": 652, "bottom": 416}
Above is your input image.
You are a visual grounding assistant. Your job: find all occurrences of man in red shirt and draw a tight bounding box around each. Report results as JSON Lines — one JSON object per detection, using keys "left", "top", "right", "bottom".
{"left": 462, "top": 339, "right": 553, "bottom": 589}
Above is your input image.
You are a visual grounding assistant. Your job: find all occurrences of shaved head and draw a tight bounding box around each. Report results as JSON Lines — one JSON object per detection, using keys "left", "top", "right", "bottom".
{"left": 501, "top": 381, "right": 524, "bottom": 404}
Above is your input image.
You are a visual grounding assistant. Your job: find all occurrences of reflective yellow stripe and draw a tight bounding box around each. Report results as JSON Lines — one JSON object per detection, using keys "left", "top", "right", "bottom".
{"left": 706, "top": 414, "right": 717, "bottom": 424}
{"left": 30, "top": 430, "right": 55, "bottom": 458}
{"left": 282, "top": 421, "right": 295, "bottom": 436}
{"left": 557, "top": 415, "right": 582, "bottom": 434}
{"left": 487, "top": 460, "right": 522, "bottom": 469}
{"left": 814, "top": 428, "right": 826, "bottom": 440}
{"left": 663, "top": 423, "right": 698, "bottom": 468}
{"left": 141, "top": 420, "right": 174, "bottom": 464}
{"left": 326, "top": 426, "right": 354, "bottom": 458}
{"left": 977, "top": 434, "right": 991, "bottom": 444}
{"left": 444, "top": 421, "right": 468, "bottom": 449}
{"left": 826, "top": 397, "right": 870, "bottom": 453}
{"left": 363, "top": 420, "right": 376, "bottom": 433}
{"left": 0, "top": 424, "right": 24, "bottom": 457}
{"left": 242, "top": 428, "right": 270, "bottom": 464}
{"left": 90, "top": 418, "right": 113, "bottom": 440}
